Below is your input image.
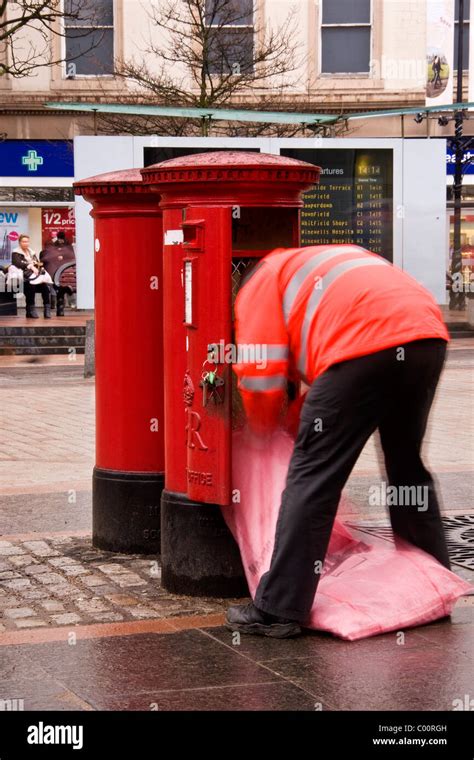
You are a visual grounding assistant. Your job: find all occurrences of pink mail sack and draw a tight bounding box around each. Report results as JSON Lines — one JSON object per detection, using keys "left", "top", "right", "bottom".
{"left": 221, "top": 430, "right": 472, "bottom": 641}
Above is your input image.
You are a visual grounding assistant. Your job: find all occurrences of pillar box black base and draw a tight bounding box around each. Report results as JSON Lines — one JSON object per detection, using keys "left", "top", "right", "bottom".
{"left": 160, "top": 489, "right": 249, "bottom": 598}
{"left": 93, "top": 467, "right": 164, "bottom": 554}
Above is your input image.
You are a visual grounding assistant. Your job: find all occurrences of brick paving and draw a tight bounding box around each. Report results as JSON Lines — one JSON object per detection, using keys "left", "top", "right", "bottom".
{"left": 0, "top": 535, "right": 231, "bottom": 633}
{"left": 0, "top": 345, "right": 472, "bottom": 495}
{"left": 0, "top": 364, "right": 94, "bottom": 494}
{"left": 0, "top": 338, "right": 471, "bottom": 712}
{"left": 0, "top": 344, "right": 472, "bottom": 634}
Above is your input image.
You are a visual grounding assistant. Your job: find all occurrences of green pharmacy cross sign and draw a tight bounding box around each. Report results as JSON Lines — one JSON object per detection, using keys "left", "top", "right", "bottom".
{"left": 22, "top": 149, "right": 44, "bottom": 172}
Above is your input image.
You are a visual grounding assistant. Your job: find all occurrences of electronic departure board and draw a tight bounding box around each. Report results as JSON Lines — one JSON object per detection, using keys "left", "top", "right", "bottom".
{"left": 280, "top": 149, "right": 394, "bottom": 262}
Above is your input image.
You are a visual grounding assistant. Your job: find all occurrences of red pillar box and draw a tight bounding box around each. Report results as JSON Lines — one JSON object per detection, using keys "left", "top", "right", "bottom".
{"left": 142, "top": 152, "right": 319, "bottom": 595}
{"left": 74, "top": 170, "right": 164, "bottom": 554}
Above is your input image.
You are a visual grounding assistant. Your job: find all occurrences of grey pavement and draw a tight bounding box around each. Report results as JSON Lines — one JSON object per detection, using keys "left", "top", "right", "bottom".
{"left": 0, "top": 343, "right": 472, "bottom": 711}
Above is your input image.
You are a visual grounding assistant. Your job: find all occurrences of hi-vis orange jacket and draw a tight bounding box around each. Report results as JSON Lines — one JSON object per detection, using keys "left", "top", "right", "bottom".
{"left": 233, "top": 244, "right": 449, "bottom": 434}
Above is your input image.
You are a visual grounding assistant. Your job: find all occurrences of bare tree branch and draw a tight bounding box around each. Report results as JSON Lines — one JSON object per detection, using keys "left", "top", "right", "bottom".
{"left": 101, "top": 0, "right": 309, "bottom": 137}
{"left": 0, "top": 0, "right": 101, "bottom": 77}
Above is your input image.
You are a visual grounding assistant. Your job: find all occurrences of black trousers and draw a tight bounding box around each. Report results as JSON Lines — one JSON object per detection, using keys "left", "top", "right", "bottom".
{"left": 51, "top": 285, "right": 70, "bottom": 307}
{"left": 23, "top": 280, "right": 50, "bottom": 307}
{"left": 254, "top": 338, "right": 451, "bottom": 623}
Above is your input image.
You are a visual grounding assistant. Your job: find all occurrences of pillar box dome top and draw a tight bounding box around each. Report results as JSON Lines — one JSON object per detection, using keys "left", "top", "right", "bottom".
{"left": 74, "top": 168, "right": 159, "bottom": 202}
{"left": 141, "top": 150, "right": 320, "bottom": 208}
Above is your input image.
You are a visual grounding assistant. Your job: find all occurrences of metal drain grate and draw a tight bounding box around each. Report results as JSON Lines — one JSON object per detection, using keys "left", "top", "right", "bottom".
{"left": 345, "top": 514, "right": 474, "bottom": 571}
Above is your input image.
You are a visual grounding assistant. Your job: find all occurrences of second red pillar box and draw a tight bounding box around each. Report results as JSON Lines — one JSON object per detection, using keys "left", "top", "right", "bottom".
{"left": 142, "top": 152, "right": 319, "bottom": 596}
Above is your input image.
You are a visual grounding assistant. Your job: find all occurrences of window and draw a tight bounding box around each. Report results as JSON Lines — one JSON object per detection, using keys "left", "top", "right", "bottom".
{"left": 205, "top": 0, "right": 254, "bottom": 75}
{"left": 320, "top": 0, "right": 371, "bottom": 74}
{"left": 64, "top": 0, "right": 114, "bottom": 76}
{"left": 454, "top": 0, "right": 470, "bottom": 70}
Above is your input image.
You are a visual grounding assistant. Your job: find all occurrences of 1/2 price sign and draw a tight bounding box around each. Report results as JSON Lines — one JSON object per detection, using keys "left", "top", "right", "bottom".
{"left": 41, "top": 207, "right": 76, "bottom": 248}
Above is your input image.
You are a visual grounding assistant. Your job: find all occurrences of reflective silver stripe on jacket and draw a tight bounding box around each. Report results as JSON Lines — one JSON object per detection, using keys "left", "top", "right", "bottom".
{"left": 236, "top": 344, "right": 289, "bottom": 362}
{"left": 283, "top": 247, "right": 362, "bottom": 324}
{"left": 239, "top": 374, "right": 287, "bottom": 391}
{"left": 298, "top": 257, "right": 389, "bottom": 375}
{"left": 265, "top": 344, "right": 289, "bottom": 360}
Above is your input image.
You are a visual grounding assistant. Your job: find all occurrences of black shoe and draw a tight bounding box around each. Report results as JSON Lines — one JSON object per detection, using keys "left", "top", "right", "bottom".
{"left": 43, "top": 305, "right": 51, "bottom": 319}
{"left": 56, "top": 305, "right": 65, "bottom": 317}
{"left": 26, "top": 307, "right": 39, "bottom": 319}
{"left": 225, "top": 602, "right": 301, "bottom": 638}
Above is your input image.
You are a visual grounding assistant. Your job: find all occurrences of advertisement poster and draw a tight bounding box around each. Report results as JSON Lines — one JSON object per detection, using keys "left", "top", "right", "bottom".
{"left": 0, "top": 208, "right": 28, "bottom": 266}
{"left": 426, "top": 0, "right": 455, "bottom": 106}
{"left": 41, "top": 206, "right": 76, "bottom": 248}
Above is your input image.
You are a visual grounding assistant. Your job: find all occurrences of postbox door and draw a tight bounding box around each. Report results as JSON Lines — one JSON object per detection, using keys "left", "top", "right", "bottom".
{"left": 182, "top": 206, "right": 232, "bottom": 506}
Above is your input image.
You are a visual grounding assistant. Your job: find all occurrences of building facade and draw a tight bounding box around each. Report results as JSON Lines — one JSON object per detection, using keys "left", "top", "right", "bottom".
{"left": 1, "top": 0, "right": 473, "bottom": 140}
{"left": 1, "top": 0, "right": 473, "bottom": 303}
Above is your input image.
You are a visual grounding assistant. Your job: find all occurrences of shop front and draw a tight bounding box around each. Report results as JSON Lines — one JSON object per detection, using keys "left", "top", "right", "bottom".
{"left": 0, "top": 140, "right": 75, "bottom": 313}
{"left": 446, "top": 146, "right": 474, "bottom": 296}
